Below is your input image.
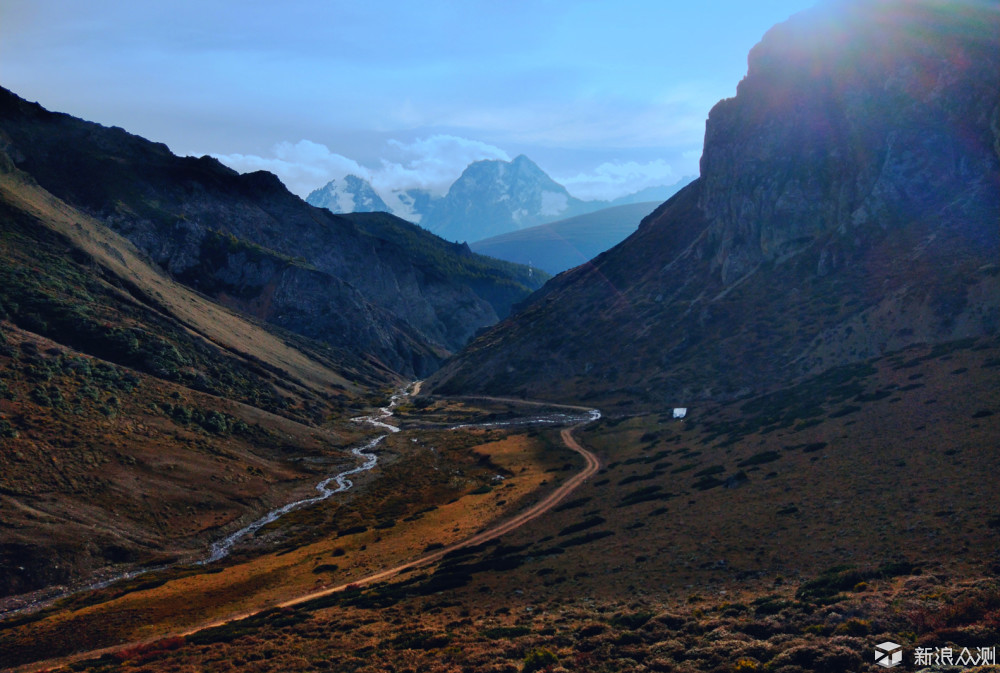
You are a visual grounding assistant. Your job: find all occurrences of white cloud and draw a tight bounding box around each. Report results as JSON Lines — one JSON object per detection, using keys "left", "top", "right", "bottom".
{"left": 211, "top": 134, "right": 510, "bottom": 205}
{"left": 212, "top": 140, "right": 367, "bottom": 198}
{"left": 377, "top": 135, "right": 510, "bottom": 195}
{"left": 212, "top": 137, "right": 686, "bottom": 209}
{"left": 556, "top": 159, "right": 677, "bottom": 201}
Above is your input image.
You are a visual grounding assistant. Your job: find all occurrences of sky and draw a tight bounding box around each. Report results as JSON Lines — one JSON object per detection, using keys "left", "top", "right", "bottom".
{"left": 1, "top": 0, "right": 818, "bottom": 202}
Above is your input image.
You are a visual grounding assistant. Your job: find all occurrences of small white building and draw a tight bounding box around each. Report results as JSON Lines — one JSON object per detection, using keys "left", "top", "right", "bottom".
{"left": 673, "top": 407, "right": 687, "bottom": 419}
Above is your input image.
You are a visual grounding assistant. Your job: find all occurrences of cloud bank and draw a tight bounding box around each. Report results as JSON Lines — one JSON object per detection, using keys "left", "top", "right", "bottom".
{"left": 556, "top": 160, "right": 679, "bottom": 202}
{"left": 213, "top": 137, "right": 688, "bottom": 208}
{"left": 213, "top": 140, "right": 367, "bottom": 198}
{"left": 213, "top": 135, "right": 510, "bottom": 201}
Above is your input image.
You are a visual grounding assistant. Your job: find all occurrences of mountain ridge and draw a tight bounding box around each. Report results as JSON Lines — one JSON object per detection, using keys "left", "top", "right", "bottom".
{"left": 469, "top": 200, "right": 663, "bottom": 275}
{"left": 306, "top": 157, "right": 692, "bottom": 243}
{"left": 426, "top": 0, "right": 1000, "bottom": 406}
{"left": 0, "top": 87, "right": 544, "bottom": 376}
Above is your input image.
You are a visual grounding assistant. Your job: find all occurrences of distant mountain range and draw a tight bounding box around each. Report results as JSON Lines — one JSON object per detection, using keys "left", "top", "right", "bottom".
{"left": 470, "top": 201, "right": 664, "bottom": 275}
{"left": 306, "top": 158, "right": 693, "bottom": 244}
{"left": 428, "top": 0, "right": 1000, "bottom": 407}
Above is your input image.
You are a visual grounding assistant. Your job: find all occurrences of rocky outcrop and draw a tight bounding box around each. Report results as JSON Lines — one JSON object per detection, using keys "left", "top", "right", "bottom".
{"left": 427, "top": 0, "right": 1000, "bottom": 405}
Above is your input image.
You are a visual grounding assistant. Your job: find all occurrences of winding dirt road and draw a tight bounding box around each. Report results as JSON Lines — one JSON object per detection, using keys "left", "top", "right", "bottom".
{"left": 277, "top": 413, "right": 600, "bottom": 610}
{"left": 13, "top": 397, "right": 601, "bottom": 673}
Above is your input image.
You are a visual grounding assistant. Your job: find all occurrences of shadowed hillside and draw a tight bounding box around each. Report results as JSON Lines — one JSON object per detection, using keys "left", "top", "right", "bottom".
{"left": 0, "top": 89, "right": 545, "bottom": 376}
{"left": 427, "top": 1, "right": 1000, "bottom": 407}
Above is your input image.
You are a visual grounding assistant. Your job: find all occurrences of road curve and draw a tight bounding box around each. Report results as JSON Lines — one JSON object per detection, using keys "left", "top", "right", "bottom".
{"left": 14, "top": 400, "right": 600, "bottom": 672}
{"left": 277, "top": 417, "right": 600, "bottom": 610}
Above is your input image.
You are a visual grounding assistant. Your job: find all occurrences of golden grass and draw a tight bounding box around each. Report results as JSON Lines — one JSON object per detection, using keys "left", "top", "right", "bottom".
{"left": 0, "top": 424, "right": 579, "bottom": 668}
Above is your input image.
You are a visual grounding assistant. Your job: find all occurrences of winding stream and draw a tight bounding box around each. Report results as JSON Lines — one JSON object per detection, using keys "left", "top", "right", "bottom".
{"left": 0, "top": 384, "right": 600, "bottom": 621}
{"left": 0, "top": 384, "right": 411, "bottom": 620}
{"left": 450, "top": 408, "right": 601, "bottom": 430}
{"left": 202, "top": 383, "right": 412, "bottom": 563}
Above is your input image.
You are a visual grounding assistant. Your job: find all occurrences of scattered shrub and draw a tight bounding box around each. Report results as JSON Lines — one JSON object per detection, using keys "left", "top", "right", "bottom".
{"left": 522, "top": 648, "right": 558, "bottom": 673}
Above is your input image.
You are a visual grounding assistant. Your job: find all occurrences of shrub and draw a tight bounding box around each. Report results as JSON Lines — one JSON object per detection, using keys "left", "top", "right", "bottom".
{"left": 558, "top": 516, "right": 606, "bottom": 537}
{"left": 0, "top": 420, "right": 18, "bottom": 438}
{"left": 737, "top": 451, "right": 781, "bottom": 467}
{"left": 480, "top": 625, "right": 531, "bottom": 639}
{"left": 610, "top": 611, "right": 654, "bottom": 629}
{"left": 522, "top": 648, "right": 558, "bottom": 673}
{"left": 835, "top": 618, "right": 870, "bottom": 636}
{"left": 387, "top": 630, "right": 451, "bottom": 650}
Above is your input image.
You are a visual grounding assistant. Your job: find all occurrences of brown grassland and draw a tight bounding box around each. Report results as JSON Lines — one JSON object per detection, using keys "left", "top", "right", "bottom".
{"left": 2, "top": 336, "right": 998, "bottom": 672}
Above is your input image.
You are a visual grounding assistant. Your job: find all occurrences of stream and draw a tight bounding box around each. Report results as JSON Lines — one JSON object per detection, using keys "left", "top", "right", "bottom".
{"left": 200, "top": 384, "right": 410, "bottom": 563}
{"left": 0, "top": 384, "right": 599, "bottom": 621}
{"left": 0, "top": 384, "right": 412, "bottom": 620}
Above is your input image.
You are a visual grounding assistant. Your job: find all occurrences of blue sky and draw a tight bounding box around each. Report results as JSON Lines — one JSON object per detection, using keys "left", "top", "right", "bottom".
{"left": 1, "top": 0, "right": 817, "bottom": 201}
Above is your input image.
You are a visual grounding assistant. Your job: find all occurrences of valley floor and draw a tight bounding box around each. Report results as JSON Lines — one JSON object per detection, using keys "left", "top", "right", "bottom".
{"left": 2, "top": 336, "right": 999, "bottom": 673}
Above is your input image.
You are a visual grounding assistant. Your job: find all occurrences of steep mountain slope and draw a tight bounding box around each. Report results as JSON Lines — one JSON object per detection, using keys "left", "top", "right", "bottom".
{"left": 305, "top": 174, "right": 389, "bottom": 213}
{"left": 341, "top": 212, "right": 549, "bottom": 324}
{"left": 0, "top": 89, "right": 542, "bottom": 375}
{"left": 470, "top": 201, "right": 663, "bottom": 274}
{"left": 428, "top": 0, "right": 1000, "bottom": 406}
{"left": 0, "top": 153, "right": 392, "bottom": 597}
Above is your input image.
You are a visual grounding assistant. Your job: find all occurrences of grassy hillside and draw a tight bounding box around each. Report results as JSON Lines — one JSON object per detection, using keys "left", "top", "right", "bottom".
{"left": 342, "top": 212, "right": 549, "bottom": 318}
{"left": 0, "top": 156, "right": 396, "bottom": 599}
{"left": 8, "top": 336, "right": 997, "bottom": 672}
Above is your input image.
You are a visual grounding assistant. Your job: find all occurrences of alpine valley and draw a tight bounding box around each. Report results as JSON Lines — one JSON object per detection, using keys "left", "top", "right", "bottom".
{"left": 1, "top": 2, "right": 999, "bottom": 673}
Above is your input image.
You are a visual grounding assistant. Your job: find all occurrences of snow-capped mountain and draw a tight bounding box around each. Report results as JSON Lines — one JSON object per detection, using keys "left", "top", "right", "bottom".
{"left": 421, "top": 155, "right": 602, "bottom": 242}
{"left": 307, "top": 158, "right": 690, "bottom": 243}
{"left": 306, "top": 174, "right": 389, "bottom": 213}
{"left": 383, "top": 187, "right": 435, "bottom": 224}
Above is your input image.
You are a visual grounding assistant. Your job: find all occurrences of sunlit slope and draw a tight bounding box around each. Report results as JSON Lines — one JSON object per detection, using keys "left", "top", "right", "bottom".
{"left": 0, "top": 157, "right": 391, "bottom": 598}
{"left": 0, "top": 87, "right": 543, "bottom": 375}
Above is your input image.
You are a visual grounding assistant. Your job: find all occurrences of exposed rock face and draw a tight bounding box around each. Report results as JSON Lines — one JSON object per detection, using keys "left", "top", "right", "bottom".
{"left": 0, "top": 90, "right": 543, "bottom": 376}
{"left": 427, "top": 155, "right": 598, "bottom": 242}
{"left": 427, "top": 0, "right": 1000, "bottom": 405}
{"left": 698, "top": 1, "right": 999, "bottom": 286}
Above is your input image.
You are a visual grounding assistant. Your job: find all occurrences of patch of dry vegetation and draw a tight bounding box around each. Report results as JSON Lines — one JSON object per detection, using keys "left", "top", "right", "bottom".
{"left": 0, "top": 423, "right": 578, "bottom": 669}
{"left": 4, "top": 336, "right": 998, "bottom": 672}
{"left": 28, "top": 566, "right": 1000, "bottom": 673}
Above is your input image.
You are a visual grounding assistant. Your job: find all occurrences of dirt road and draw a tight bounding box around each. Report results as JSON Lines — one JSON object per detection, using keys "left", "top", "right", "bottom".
{"left": 277, "top": 416, "right": 600, "bottom": 610}
{"left": 13, "top": 398, "right": 601, "bottom": 672}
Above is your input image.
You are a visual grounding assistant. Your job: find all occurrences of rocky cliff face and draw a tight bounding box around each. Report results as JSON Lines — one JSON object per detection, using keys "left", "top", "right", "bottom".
{"left": 427, "top": 0, "right": 1000, "bottom": 405}
{"left": 0, "top": 90, "right": 543, "bottom": 376}
{"left": 698, "top": 0, "right": 999, "bottom": 286}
